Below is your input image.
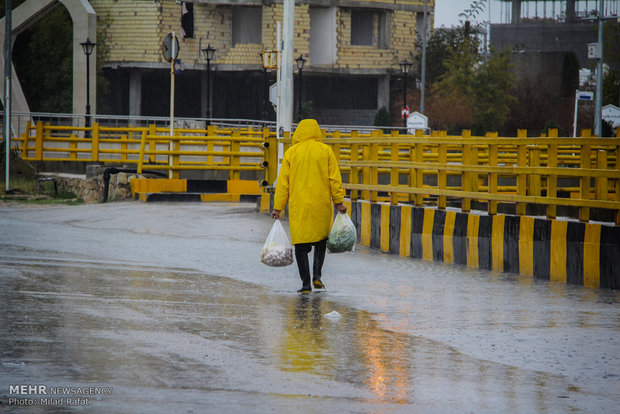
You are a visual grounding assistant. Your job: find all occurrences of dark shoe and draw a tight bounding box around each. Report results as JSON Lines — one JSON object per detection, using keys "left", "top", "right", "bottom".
{"left": 313, "top": 279, "right": 326, "bottom": 289}
{"left": 297, "top": 286, "right": 312, "bottom": 293}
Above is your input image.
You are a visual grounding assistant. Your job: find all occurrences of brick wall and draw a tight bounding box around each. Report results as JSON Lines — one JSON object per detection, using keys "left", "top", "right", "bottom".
{"left": 93, "top": 0, "right": 162, "bottom": 63}
{"left": 93, "top": 0, "right": 427, "bottom": 70}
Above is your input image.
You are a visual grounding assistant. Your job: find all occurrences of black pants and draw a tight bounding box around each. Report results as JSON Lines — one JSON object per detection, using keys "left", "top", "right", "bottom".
{"left": 294, "top": 238, "right": 327, "bottom": 288}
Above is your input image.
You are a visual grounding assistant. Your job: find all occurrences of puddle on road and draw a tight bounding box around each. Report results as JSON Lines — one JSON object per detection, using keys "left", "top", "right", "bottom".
{"left": 0, "top": 255, "right": 602, "bottom": 413}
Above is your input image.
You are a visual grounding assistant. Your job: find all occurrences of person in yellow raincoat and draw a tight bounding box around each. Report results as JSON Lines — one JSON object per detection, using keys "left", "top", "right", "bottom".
{"left": 271, "top": 119, "right": 347, "bottom": 293}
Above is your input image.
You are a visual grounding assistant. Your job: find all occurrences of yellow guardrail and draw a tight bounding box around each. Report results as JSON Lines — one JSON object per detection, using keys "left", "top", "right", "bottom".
{"left": 14, "top": 121, "right": 275, "bottom": 182}
{"left": 11, "top": 121, "right": 620, "bottom": 223}
{"left": 277, "top": 128, "right": 620, "bottom": 224}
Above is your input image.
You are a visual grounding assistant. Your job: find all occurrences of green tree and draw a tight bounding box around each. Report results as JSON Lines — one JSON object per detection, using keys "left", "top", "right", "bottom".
{"left": 12, "top": 5, "right": 73, "bottom": 112}
{"left": 472, "top": 48, "right": 516, "bottom": 134}
{"left": 374, "top": 106, "right": 391, "bottom": 127}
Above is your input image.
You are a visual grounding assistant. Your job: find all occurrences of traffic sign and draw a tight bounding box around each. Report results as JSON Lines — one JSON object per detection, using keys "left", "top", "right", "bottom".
{"left": 407, "top": 111, "right": 428, "bottom": 132}
{"left": 162, "top": 33, "right": 180, "bottom": 62}
{"left": 577, "top": 91, "right": 594, "bottom": 101}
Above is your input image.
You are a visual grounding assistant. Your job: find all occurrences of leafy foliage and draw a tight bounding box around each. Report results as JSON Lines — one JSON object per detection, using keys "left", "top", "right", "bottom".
{"left": 374, "top": 106, "right": 391, "bottom": 127}
{"left": 425, "top": 31, "right": 515, "bottom": 135}
{"left": 12, "top": 5, "right": 73, "bottom": 112}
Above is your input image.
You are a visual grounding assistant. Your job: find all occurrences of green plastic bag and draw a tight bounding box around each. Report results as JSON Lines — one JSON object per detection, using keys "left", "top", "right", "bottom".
{"left": 327, "top": 212, "right": 356, "bottom": 253}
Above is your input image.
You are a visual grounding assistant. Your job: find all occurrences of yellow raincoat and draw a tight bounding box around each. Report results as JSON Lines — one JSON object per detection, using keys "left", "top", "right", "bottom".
{"left": 274, "top": 119, "right": 345, "bottom": 244}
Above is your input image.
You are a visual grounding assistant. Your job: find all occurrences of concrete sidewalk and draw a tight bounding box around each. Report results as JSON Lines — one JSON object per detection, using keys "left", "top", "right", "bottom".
{"left": 0, "top": 201, "right": 618, "bottom": 413}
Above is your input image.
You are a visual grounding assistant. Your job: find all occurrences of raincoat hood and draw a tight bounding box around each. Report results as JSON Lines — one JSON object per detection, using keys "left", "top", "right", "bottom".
{"left": 292, "top": 119, "right": 323, "bottom": 145}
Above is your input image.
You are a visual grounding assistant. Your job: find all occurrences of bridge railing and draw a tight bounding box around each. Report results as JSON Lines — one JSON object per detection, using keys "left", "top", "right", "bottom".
{"left": 13, "top": 121, "right": 275, "bottom": 181}
{"left": 8, "top": 120, "right": 620, "bottom": 224}
{"left": 276, "top": 127, "right": 620, "bottom": 224}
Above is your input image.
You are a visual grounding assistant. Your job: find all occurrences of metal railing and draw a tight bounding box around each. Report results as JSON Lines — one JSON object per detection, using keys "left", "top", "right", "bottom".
{"left": 12, "top": 121, "right": 274, "bottom": 182}
{"left": 5, "top": 114, "right": 620, "bottom": 224}
{"left": 277, "top": 128, "right": 620, "bottom": 224}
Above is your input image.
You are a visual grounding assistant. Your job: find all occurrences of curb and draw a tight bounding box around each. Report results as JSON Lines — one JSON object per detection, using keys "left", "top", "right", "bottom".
{"left": 258, "top": 194, "right": 619, "bottom": 290}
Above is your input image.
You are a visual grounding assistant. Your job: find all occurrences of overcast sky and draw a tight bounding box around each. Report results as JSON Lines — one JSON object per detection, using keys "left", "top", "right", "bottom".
{"left": 434, "top": 0, "right": 608, "bottom": 28}
{"left": 434, "top": 0, "right": 499, "bottom": 28}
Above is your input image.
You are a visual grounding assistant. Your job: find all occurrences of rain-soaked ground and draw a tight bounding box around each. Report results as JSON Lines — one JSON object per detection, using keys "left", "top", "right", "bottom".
{"left": 0, "top": 202, "right": 618, "bottom": 413}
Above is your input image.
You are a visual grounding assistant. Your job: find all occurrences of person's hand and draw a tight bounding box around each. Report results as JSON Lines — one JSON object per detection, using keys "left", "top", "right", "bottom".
{"left": 336, "top": 203, "right": 347, "bottom": 214}
{"left": 271, "top": 209, "right": 281, "bottom": 219}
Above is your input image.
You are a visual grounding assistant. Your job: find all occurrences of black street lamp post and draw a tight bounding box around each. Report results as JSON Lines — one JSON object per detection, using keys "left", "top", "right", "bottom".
{"left": 201, "top": 44, "right": 216, "bottom": 122}
{"left": 399, "top": 59, "right": 412, "bottom": 128}
{"left": 295, "top": 55, "right": 306, "bottom": 121}
{"left": 80, "top": 38, "right": 96, "bottom": 131}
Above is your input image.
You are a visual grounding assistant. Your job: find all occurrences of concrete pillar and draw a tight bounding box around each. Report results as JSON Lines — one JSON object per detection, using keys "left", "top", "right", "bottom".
{"left": 61, "top": 0, "right": 97, "bottom": 119}
{"left": 511, "top": 0, "right": 522, "bottom": 25}
{"left": 565, "top": 0, "right": 576, "bottom": 22}
{"left": 129, "top": 71, "right": 142, "bottom": 116}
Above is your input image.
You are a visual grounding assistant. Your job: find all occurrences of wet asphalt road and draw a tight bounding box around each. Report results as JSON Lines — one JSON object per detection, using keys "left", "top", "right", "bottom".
{"left": 0, "top": 201, "right": 619, "bottom": 413}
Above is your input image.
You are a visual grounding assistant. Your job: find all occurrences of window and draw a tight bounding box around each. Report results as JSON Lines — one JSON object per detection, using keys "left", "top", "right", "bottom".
{"left": 232, "top": 7, "right": 262, "bottom": 45}
{"left": 350, "top": 9, "right": 390, "bottom": 48}
{"left": 350, "top": 10, "right": 374, "bottom": 46}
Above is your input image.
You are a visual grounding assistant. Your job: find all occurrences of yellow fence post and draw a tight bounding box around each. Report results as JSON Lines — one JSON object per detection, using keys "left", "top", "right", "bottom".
{"left": 462, "top": 130, "right": 472, "bottom": 212}
{"left": 414, "top": 129, "right": 424, "bottom": 206}
{"left": 390, "top": 130, "right": 399, "bottom": 205}
{"left": 91, "top": 122, "right": 99, "bottom": 162}
{"left": 20, "top": 121, "right": 32, "bottom": 158}
{"left": 530, "top": 146, "right": 541, "bottom": 197}
{"left": 207, "top": 125, "right": 215, "bottom": 166}
{"left": 35, "top": 121, "right": 44, "bottom": 160}
{"left": 172, "top": 133, "right": 180, "bottom": 179}
{"left": 350, "top": 132, "right": 359, "bottom": 201}
{"left": 70, "top": 134, "right": 77, "bottom": 160}
{"left": 137, "top": 129, "right": 147, "bottom": 174}
{"left": 438, "top": 131, "right": 447, "bottom": 210}
{"left": 489, "top": 142, "right": 498, "bottom": 215}
{"left": 332, "top": 131, "right": 341, "bottom": 163}
{"left": 546, "top": 129, "right": 558, "bottom": 219}
{"left": 516, "top": 129, "right": 528, "bottom": 216}
{"left": 148, "top": 124, "right": 157, "bottom": 164}
{"left": 262, "top": 128, "right": 277, "bottom": 187}
{"left": 579, "top": 142, "right": 591, "bottom": 222}
{"left": 370, "top": 131, "right": 380, "bottom": 202}
{"left": 361, "top": 143, "right": 370, "bottom": 201}
{"left": 231, "top": 130, "right": 241, "bottom": 180}
{"left": 120, "top": 134, "right": 128, "bottom": 163}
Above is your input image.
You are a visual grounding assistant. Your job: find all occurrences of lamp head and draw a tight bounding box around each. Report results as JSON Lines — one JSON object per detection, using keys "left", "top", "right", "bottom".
{"left": 202, "top": 44, "right": 216, "bottom": 61}
{"left": 80, "top": 38, "right": 96, "bottom": 56}
{"left": 295, "top": 55, "right": 307, "bottom": 71}
{"left": 399, "top": 59, "right": 412, "bottom": 75}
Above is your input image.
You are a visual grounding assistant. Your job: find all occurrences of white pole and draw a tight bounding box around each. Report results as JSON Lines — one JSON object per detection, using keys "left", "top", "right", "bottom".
{"left": 169, "top": 33, "right": 176, "bottom": 179}
{"left": 420, "top": 0, "right": 427, "bottom": 114}
{"left": 276, "top": 22, "right": 283, "bottom": 179}
{"left": 594, "top": 0, "right": 604, "bottom": 136}
{"left": 281, "top": 0, "right": 294, "bottom": 136}
{"left": 573, "top": 89, "right": 579, "bottom": 137}
{"left": 4, "top": 0, "right": 12, "bottom": 193}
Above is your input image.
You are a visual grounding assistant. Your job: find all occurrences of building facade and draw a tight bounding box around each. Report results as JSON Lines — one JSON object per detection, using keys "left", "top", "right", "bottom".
{"left": 92, "top": 0, "right": 433, "bottom": 125}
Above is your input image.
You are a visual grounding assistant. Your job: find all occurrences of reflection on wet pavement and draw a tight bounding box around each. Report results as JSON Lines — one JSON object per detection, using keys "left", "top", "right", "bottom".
{"left": 2, "top": 252, "right": 612, "bottom": 413}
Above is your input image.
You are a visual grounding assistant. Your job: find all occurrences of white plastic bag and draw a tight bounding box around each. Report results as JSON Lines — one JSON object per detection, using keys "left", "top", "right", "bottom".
{"left": 327, "top": 212, "right": 356, "bottom": 253}
{"left": 261, "top": 220, "right": 294, "bottom": 267}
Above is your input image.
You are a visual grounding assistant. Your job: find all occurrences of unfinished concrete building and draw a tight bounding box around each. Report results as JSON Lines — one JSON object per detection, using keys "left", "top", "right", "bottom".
{"left": 93, "top": 0, "right": 433, "bottom": 125}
